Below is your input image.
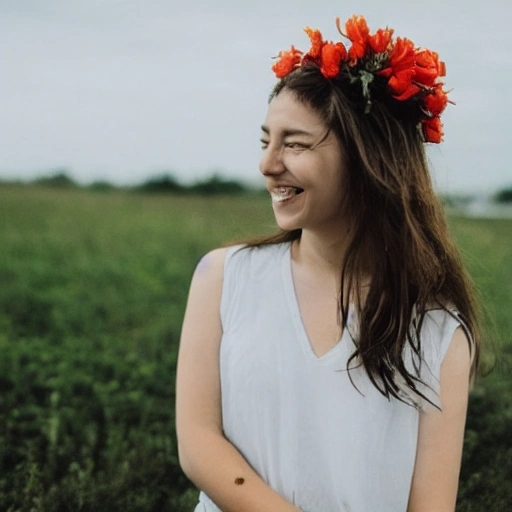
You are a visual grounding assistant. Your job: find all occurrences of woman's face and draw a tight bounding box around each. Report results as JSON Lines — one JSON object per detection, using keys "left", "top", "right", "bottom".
{"left": 259, "top": 88, "right": 349, "bottom": 234}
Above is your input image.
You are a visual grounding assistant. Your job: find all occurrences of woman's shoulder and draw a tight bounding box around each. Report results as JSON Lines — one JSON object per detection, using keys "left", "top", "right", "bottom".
{"left": 420, "top": 305, "right": 468, "bottom": 346}
{"left": 193, "top": 247, "right": 230, "bottom": 280}
{"left": 192, "top": 245, "right": 242, "bottom": 280}
{"left": 221, "top": 242, "right": 290, "bottom": 273}
{"left": 182, "top": 250, "right": 228, "bottom": 314}
{"left": 418, "top": 306, "right": 464, "bottom": 357}
{"left": 406, "top": 305, "right": 472, "bottom": 409}
{"left": 192, "top": 242, "right": 286, "bottom": 281}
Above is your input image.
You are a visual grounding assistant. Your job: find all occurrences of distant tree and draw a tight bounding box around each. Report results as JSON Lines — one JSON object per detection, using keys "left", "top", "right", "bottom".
{"left": 494, "top": 187, "right": 512, "bottom": 203}
{"left": 138, "top": 173, "right": 183, "bottom": 193}
{"left": 88, "top": 180, "right": 116, "bottom": 192}
{"left": 34, "top": 170, "right": 77, "bottom": 188}
{"left": 135, "top": 173, "right": 249, "bottom": 195}
{"left": 188, "top": 174, "right": 247, "bottom": 195}
{"left": 0, "top": 177, "right": 24, "bottom": 186}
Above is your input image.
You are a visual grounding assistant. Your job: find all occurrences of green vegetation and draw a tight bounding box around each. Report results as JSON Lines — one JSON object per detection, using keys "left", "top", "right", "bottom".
{"left": 136, "top": 173, "right": 248, "bottom": 196}
{"left": 448, "top": 216, "right": 512, "bottom": 510}
{"left": 2, "top": 170, "right": 256, "bottom": 196}
{"left": 495, "top": 187, "right": 512, "bottom": 204}
{"left": 32, "top": 171, "right": 78, "bottom": 189}
{"left": 0, "top": 185, "right": 510, "bottom": 511}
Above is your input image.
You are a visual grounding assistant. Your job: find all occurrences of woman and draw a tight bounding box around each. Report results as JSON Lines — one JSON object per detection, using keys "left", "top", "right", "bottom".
{"left": 176, "top": 14, "right": 480, "bottom": 512}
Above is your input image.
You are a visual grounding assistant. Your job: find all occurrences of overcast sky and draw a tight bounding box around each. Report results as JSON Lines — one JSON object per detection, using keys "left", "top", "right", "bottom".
{"left": 1, "top": 0, "right": 511, "bottom": 193}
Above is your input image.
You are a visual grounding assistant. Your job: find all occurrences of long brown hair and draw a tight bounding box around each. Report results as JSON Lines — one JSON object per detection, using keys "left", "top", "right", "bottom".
{"left": 242, "top": 65, "right": 481, "bottom": 406}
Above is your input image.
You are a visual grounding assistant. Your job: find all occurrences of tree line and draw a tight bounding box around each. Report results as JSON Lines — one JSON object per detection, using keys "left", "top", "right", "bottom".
{"left": 1, "top": 170, "right": 512, "bottom": 202}
{"left": 0, "top": 171, "right": 261, "bottom": 196}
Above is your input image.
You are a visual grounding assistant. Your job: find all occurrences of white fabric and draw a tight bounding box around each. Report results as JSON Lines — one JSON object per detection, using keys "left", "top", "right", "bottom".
{"left": 195, "top": 242, "right": 461, "bottom": 512}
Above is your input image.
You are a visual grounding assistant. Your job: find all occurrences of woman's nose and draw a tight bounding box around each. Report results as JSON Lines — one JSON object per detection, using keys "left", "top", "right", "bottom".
{"left": 259, "top": 146, "right": 285, "bottom": 176}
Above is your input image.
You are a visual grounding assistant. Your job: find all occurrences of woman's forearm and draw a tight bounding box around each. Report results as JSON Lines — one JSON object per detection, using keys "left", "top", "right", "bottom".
{"left": 178, "top": 428, "right": 301, "bottom": 512}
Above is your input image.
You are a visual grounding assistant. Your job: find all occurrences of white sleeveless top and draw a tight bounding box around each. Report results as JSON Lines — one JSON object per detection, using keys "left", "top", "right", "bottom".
{"left": 194, "top": 243, "right": 462, "bottom": 512}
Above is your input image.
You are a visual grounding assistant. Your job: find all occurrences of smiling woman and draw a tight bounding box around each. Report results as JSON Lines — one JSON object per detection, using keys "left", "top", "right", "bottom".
{"left": 175, "top": 13, "right": 481, "bottom": 512}
{"left": 260, "top": 89, "right": 349, "bottom": 234}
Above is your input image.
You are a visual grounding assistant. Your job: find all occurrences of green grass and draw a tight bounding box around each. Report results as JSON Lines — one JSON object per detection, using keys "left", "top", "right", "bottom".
{"left": 0, "top": 185, "right": 510, "bottom": 511}
{"left": 449, "top": 216, "right": 512, "bottom": 388}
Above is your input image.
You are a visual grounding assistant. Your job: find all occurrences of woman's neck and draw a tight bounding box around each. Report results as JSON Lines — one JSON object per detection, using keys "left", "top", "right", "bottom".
{"left": 292, "top": 227, "right": 352, "bottom": 278}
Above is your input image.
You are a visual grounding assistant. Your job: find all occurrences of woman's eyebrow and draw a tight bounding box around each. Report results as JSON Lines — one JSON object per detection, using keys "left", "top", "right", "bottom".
{"left": 260, "top": 125, "right": 315, "bottom": 137}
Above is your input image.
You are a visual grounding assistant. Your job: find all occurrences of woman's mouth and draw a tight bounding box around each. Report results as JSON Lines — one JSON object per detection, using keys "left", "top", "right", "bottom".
{"left": 270, "top": 186, "right": 304, "bottom": 203}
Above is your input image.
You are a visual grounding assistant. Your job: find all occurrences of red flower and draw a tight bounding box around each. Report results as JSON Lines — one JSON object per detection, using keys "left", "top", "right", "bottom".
{"left": 424, "top": 87, "right": 448, "bottom": 116}
{"left": 320, "top": 42, "right": 347, "bottom": 78}
{"left": 387, "top": 37, "right": 417, "bottom": 73}
{"left": 388, "top": 72, "right": 421, "bottom": 100}
{"left": 343, "top": 15, "right": 370, "bottom": 62}
{"left": 422, "top": 117, "right": 444, "bottom": 143}
{"left": 272, "top": 46, "right": 303, "bottom": 78}
{"left": 269, "top": 14, "right": 452, "bottom": 143}
{"left": 368, "top": 27, "right": 394, "bottom": 53}
{"left": 415, "top": 49, "right": 445, "bottom": 87}
{"left": 437, "top": 60, "right": 446, "bottom": 78}
{"left": 304, "top": 26, "right": 324, "bottom": 60}
{"left": 379, "top": 37, "right": 420, "bottom": 100}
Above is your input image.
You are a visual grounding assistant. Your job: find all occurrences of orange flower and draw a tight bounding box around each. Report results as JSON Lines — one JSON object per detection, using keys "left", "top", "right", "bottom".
{"left": 368, "top": 27, "right": 394, "bottom": 53}
{"left": 343, "top": 15, "right": 370, "bottom": 62}
{"left": 388, "top": 37, "right": 417, "bottom": 74}
{"left": 388, "top": 71, "right": 421, "bottom": 100}
{"left": 304, "top": 26, "right": 324, "bottom": 60}
{"left": 269, "top": 14, "right": 452, "bottom": 142}
{"left": 415, "top": 49, "right": 444, "bottom": 86}
{"left": 422, "top": 117, "right": 444, "bottom": 143}
{"left": 437, "top": 60, "right": 446, "bottom": 77}
{"left": 424, "top": 87, "right": 448, "bottom": 116}
{"left": 379, "top": 38, "right": 419, "bottom": 100}
{"left": 320, "top": 42, "right": 347, "bottom": 78}
{"left": 272, "top": 46, "right": 303, "bottom": 78}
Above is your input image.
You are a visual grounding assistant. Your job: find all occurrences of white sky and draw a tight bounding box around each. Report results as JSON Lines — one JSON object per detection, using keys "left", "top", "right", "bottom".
{"left": 1, "top": 0, "right": 511, "bottom": 193}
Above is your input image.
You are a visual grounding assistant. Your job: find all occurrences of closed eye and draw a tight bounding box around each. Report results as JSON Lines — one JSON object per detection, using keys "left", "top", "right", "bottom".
{"left": 285, "top": 142, "right": 310, "bottom": 150}
{"left": 260, "top": 138, "right": 269, "bottom": 149}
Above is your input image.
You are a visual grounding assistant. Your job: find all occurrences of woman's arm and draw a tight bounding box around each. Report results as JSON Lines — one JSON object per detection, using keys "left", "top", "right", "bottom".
{"left": 407, "top": 327, "right": 472, "bottom": 512}
{"left": 175, "top": 248, "right": 301, "bottom": 512}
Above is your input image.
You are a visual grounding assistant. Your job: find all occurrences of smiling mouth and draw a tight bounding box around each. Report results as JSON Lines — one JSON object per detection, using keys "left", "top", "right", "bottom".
{"left": 271, "top": 186, "right": 304, "bottom": 203}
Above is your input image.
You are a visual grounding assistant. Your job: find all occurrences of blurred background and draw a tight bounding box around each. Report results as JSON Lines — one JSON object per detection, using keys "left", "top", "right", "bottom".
{"left": 1, "top": 0, "right": 511, "bottom": 195}
{"left": 1, "top": 1, "right": 511, "bottom": 510}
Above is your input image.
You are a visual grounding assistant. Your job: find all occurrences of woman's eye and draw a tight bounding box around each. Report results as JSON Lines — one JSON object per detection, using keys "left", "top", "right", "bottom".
{"left": 260, "top": 139, "right": 269, "bottom": 149}
{"left": 285, "top": 142, "right": 308, "bottom": 150}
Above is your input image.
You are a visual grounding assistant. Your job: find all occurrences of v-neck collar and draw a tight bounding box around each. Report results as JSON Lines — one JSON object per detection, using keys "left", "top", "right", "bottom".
{"left": 281, "top": 242, "right": 355, "bottom": 364}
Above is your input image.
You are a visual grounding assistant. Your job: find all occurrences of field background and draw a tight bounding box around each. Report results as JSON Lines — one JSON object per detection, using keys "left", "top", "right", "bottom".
{"left": 1, "top": 185, "right": 510, "bottom": 511}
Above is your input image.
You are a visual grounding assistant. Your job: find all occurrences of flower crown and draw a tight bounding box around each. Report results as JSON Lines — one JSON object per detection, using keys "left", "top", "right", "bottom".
{"left": 272, "top": 15, "right": 452, "bottom": 143}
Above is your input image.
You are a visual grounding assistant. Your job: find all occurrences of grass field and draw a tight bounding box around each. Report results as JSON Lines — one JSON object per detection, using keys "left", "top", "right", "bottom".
{"left": 0, "top": 185, "right": 510, "bottom": 511}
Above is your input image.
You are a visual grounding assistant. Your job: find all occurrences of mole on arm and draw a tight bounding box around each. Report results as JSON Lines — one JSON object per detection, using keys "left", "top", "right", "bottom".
{"left": 234, "top": 477, "right": 245, "bottom": 485}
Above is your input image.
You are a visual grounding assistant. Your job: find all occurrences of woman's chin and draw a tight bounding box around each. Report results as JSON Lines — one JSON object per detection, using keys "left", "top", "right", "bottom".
{"left": 274, "top": 218, "right": 301, "bottom": 231}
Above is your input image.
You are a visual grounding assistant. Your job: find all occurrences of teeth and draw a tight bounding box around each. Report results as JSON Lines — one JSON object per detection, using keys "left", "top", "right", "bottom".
{"left": 271, "top": 186, "right": 297, "bottom": 203}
